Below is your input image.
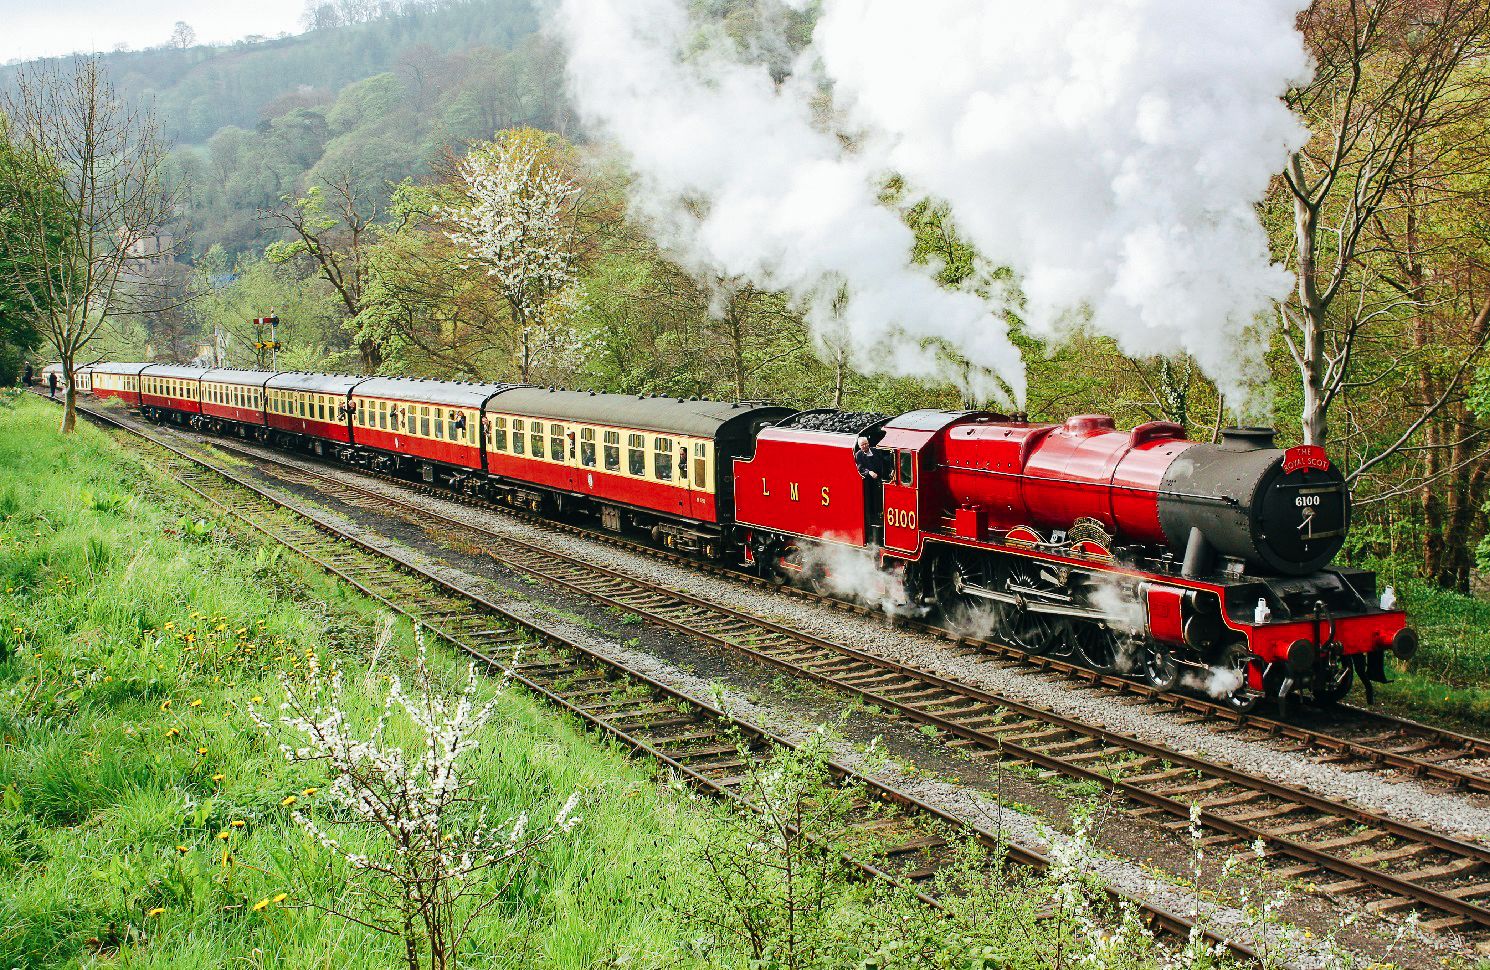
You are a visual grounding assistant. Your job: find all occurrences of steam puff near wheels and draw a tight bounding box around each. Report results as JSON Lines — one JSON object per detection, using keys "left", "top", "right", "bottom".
{"left": 82, "top": 360, "right": 1411, "bottom": 714}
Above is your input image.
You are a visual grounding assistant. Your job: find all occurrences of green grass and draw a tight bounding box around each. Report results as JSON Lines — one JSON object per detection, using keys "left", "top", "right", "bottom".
{"left": 0, "top": 398, "right": 716, "bottom": 969}
{"left": 1378, "top": 579, "right": 1490, "bottom": 730}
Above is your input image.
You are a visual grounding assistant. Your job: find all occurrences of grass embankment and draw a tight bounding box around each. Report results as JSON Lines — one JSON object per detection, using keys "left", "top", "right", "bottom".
{"left": 0, "top": 396, "right": 705, "bottom": 968}
{"left": 1387, "top": 581, "right": 1490, "bottom": 730}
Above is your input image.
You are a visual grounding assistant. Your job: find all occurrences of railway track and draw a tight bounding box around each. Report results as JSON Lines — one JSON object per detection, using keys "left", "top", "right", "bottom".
{"left": 100, "top": 409, "right": 1490, "bottom": 940}
{"left": 53, "top": 396, "right": 1270, "bottom": 959}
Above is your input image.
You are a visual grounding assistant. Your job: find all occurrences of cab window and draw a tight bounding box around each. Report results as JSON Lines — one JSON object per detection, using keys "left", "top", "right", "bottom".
{"left": 898, "top": 450, "right": 914, "bottom": 486}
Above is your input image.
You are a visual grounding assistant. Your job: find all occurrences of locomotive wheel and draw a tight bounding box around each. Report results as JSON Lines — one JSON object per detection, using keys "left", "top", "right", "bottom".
{"left": 931, "top": 551, "right": 1006, "bottom": 632}
{"left": 1070, "top": 621, "right": 1124, "bottom": 673}
{"left": 1311, "top": 663, "right": 1354, "bottom": 706}
{"left": 1218, "top": 642, "right": 1263, "bottom": 714}
{"left": 1001, "top": 563, "right": 1063, "bottom": 655}
{"left": 1143, "top": 644, "right": 1181, "bottom": 691}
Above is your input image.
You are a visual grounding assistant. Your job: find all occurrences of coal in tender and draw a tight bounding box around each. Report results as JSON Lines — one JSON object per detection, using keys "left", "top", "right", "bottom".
{"left": 778, "top": 410, "right": 890, "bottom": 435}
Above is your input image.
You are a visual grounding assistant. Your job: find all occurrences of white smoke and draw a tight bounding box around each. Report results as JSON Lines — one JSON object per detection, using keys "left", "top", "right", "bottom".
{"left": 551, "top": 0, "right": 1025, "bottom": 402}
{"left": 795, "top": 539, "right": 920, "bottom": 617}
{"left": 551, "top": 0, "right": 1311, "bottom": 401}
{"left": 1183, "top": 665, "right": 1246, "bottom": 701}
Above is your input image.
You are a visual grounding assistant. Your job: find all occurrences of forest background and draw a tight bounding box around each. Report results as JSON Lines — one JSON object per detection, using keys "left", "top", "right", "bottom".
{"left": 4, "top": 0, "right": 1490, "bottom": 612}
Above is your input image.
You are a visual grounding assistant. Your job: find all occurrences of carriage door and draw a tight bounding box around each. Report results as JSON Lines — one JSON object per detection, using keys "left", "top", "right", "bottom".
{"left": 881, "top": 447, "right": 919, "bottom": 553}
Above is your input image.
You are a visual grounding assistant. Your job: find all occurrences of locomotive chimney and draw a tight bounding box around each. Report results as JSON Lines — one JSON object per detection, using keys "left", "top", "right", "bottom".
{"left": 1218, "top": 426, "right": 1276, "bottom": 451}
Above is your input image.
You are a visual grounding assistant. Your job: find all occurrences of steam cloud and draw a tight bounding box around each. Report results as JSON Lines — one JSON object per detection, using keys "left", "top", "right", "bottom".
{"left": 551, "top": 0, "right": 1311, "bottom": 402}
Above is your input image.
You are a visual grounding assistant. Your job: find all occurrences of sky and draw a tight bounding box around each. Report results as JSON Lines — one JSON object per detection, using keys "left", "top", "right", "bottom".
{"left": 0, "top": 0, "right": 307, "bottom": 64}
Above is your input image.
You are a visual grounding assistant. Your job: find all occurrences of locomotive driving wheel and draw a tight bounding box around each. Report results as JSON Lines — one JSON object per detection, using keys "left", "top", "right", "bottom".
{"left": 1068, "top": 621, "right": 1128, "bottom": 673}
{"left": 1001, "top": 562, "right": 1064, "bottom": 656}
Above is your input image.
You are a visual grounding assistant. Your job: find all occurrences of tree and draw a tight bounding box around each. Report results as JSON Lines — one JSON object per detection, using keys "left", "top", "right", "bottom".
{"left": 1277, "top": 0, "right": 1490, "bottom": 448}
{"left": 265, "top": 176, "right": 385, "bottom": 372}
{"left": 0, "top": 57, "right": 178, "bottom": 432}
{"left": 0, "top": 124, "right": 62, "bottom": 384}
{"left": 170, "top": 21, "right": 196, "bottom": 50}
{"left": 445, "top": 129, "right": 582, "bottom": 383}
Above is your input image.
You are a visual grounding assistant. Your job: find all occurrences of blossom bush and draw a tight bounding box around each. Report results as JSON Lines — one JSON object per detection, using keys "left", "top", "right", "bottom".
{"left": 250, "top": 625, "right": 581, "bottom": 970}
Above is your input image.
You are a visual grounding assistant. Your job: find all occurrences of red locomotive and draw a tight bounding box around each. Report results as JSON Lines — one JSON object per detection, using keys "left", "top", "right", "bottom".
{"left": 84, "top": 361, "right": 1414, "bottom": 712}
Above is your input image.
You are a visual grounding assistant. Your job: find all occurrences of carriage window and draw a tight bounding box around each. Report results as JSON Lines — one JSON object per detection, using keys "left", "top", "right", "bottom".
{"left": 654, "top": 437, "right": 674, "bottom": 481}
{"left": 604, "top": 430, "right": 620, "bottom": 471}
{"left": 512, "top": 419, "right": 526, "bottom": 455}
{"left": 898, "top": 450, "right": 914, "bottom": 486}
{"left": 420, "top": 406, "right": 430, "bottom": 437}
{"left": 434, "top": 408, "right": 445, "bottom": 439}
{"left": 580, "top": 427, "right": 596, "bottom": 468}
{"left": 529, "top": 424, "right": 544, "bottom": 458}
{"left": 379, "top": 403, "right": 388, "bottom": 430}
{"left": 492, "top": 416, "right": 508, "bottom": 451}
{"left": 627, "top": 434, "right": 646, "bottom": 476}
{"left": 694, "top": 457, "right": 707, "bottom": 488}
{"left": 549, "top": 423, "right": 565, "bottom": 462}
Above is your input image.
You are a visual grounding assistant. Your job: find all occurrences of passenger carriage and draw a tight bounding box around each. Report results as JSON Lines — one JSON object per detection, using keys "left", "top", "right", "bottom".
{"left": 90, "top": 363, "right": 152, "bottom": 406}
{"left": 139, "top": 366, "right": 206, "bottom": 422}
{"left": 481, "top": 389, "right": 790, "bottom": 555}
{"left": 349, "top": 378, "right": 507, "bottom": 482}
{"left": 265, "top": 373, "right": 361, "bottom": 450}
{"left": 199, "top": 369, "right": 271, "bottom": 432}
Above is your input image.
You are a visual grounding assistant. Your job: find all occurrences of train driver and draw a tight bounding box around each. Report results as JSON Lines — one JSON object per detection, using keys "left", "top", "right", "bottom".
{"left": 855, "top": 436, "right": 887, "bottom": 543}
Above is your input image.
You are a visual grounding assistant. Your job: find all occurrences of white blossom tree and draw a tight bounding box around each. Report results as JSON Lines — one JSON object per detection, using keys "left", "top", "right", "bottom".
{"left": 445, "top": 130, "right": 582, "bottom": 383}
{"left": 250, "top": 627, "right": 580, "bottom": 970}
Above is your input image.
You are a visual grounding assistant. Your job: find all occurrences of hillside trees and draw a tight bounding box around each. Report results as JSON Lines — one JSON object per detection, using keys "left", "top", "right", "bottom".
{"left": 266, "top": 176, "right": 385, "bottom": 371}
{"left": 0, "top": 57, "right": 178, "bottom": 432}
{"left": 0, "top": 125, "right": 60, "bottom": 385}
{"left": 444, "top": 129, "right": 585, "bottom": 383}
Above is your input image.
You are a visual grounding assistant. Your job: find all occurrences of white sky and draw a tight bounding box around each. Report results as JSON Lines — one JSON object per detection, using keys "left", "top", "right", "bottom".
{"left": 0, "top": 0, "right": 307, "bottom": 64}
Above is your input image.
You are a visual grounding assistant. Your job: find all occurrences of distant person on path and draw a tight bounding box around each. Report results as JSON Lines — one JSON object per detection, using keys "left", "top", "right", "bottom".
{"left": 48, "top": 372, "right": 57, "bottom": 398}
{"left": 22, "top": 363, "right": 32, "bottom": 387}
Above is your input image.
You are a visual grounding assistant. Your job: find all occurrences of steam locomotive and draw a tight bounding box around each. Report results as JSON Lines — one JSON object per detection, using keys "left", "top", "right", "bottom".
{"left": 80, "top": 361, "right": 1415, "bottom": 712}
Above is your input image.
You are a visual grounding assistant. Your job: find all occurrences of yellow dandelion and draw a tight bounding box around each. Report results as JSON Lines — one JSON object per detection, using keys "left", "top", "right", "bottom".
{"left": 250, "top": 695, "right": 263, "bottom": 703}
{"left": 176, "top": 845, "right": 189, "bottom": 853}
{"left": 164, "top": 622, "right": 176, "bottom": 630}
{"left": 103, "top": 675, "right": 113, "bottom": 682}
{"left": 217, "top": 831, "right": 230, "bottom": 841}
{"left": 196, "top": 747, "right": 208, "bottom": 755}
{"left": 280, "top": 795, "right": 297, "bottom": 806}
{"left": 184, "top": 633, "right": 195, "bottom": 643}
{"left": 301, "top": 787, "right": 318, "bottom": 796}
{"left": 212, "top": 773, "right": 225, "bottom": 782}
{"left": 165, "top": 728, "right": 180, "bottom": 737}
{"left": 189, "top": 699, "right": 202, "bottom": 708}
{"left": 252, "top": 897, "right": 270, "bottom": 911}
{"left": 147, "top": 907, "right": 164, "bottom": 917}
{"left": 159, "top": 700, "right": 172, "bottom": 710}
{"left": 271, "top": 892, "right": 288, "bottom": 904}
{"left": 230, "top": 820, "right": 245, "bottom": 828}
{"left": 236, "top": 628, "right": 247, "bottom": 635}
